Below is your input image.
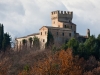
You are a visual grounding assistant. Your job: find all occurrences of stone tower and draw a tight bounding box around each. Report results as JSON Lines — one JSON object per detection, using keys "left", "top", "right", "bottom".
{"left": 51, "top": 10, "right": 73, "bottom": 28}
{"left": 87, "top": 29, "right": 90, "bottom": 38}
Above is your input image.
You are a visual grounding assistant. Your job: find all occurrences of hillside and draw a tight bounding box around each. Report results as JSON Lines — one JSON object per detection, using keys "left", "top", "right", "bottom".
{"left": 0, "top": 48, "right": 100, "bottom": 75}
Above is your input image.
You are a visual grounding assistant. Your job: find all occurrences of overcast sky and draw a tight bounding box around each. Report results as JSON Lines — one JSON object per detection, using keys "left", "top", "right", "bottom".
{"left": 0, "top": 0, "right": 100, "bottom": 39}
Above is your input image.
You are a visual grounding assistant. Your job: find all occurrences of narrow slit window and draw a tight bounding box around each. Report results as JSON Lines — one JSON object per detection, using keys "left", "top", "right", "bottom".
{"left": 45, "top": 31, "right": 46, "bottom": 35}
{"left": 62, "top": 33, "right": 64, "bottom": 36}
{"left": 57, "top": 32, "right": 58, "bottom": 35}
{"left": 65, "top": 25, "right": 66, "bottom": 28}
{"left": 69, "top": 33, "right": 71, "bottom": 37}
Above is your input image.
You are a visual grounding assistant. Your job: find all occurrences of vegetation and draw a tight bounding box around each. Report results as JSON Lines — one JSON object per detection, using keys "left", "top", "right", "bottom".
{"left": 33, "top": 36, "right": 40, "bottom": 49}
{"left": 28, "top": 37, "right": 33, "bottom": 48}
{"left": 1, "top": 23, "right": 100, "bottom": 74}
{"left": 0, "top": 23, "right": 11, "bottom": 52}
{"left": 22, "top": 39, "right": 27, "bottom": 46}
{"left": 46, "top": 31, "right": 54, "bottom": 49}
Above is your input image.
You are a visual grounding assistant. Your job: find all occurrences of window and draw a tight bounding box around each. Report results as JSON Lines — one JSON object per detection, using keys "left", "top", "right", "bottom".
{"left": 62, "top": 33, "right": 64, "bottom": 36}
{"left": 52, "top": 12, "right": 53, "bottom": 15}
{"left": 41, "top": 32, "right": 42, "bottom": 35}
{"left": 69, "top": 33, "right": 71, "bottom": 37}
{"left": 43, "top": 39, "right": 45, "bottom": 42}
{"left": 69, "top": 20, "right": 71, "bottom": 23}
{"left": 45, "top": 31, "right": 46, "bottom": 35}
{"left": 65, "top": 25, "right": 66, "bottom": 28}
{"left": 57, "top": 32, "right": 58, "bottom": 35}
{"left": 74, "top": 31, "right": 76, "bottom": 33}
{"left": 71, "top": 26, "right": 72, "bottom": 29}
{"left": 66, "top": 26, "right": 69, "bottom": 28}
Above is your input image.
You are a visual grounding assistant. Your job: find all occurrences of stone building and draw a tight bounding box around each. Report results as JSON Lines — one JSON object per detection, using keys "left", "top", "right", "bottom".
{"left": 15, "top": 10, "right": 90, "bottom": 50}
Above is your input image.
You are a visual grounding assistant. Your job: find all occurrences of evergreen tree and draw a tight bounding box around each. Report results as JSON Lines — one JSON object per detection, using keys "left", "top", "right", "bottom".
{"left": 67, "top": 38, "right": 79, "bottom": 55}
{"left": 2, "top": 33, "right": 11, "bottom": 51}
{"left": 22, "top": 39, "right": 27, "bottom": 46}
{"left": 28, "top": 37, "right": 33, "bottom": 48}
{"left": 0, "top": 24, "right": 4, "bottom": 50}
{"left": 84, "top": 35, "right": 97, "bottom": 55}
{"left": 45, "top": 31, "right": 54, "bottom": 48}
{"left": 33, "top": 36, "right": 40, "bottom": 49}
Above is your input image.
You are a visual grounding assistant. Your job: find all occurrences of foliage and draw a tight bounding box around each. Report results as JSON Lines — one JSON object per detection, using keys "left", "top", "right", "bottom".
{"left": 0, "top": 24, "right": 4, "bottom": 49}
{"left": 0, "top": 47, "right": 100, "bottom": 75}
{"left": 67, "top": 38, "right": 79, "bottom": 55}
{"left": 46, "top": 31, "right": 54, "bottom": 48}
{"left": 22, "top": 39, "right": 27, "bottom": 46}
{"left": 33, "top": 36, "right": 40, "bottom": 49}
{"left": 28, "top": 37, "right": 33, "bottom": 48}
{"left": 2, "top": 33, "right": 11, "bottom": 51}
{"left": 24, "top": 64, "right": 30, "bottom": 72}
{"left": 51, "top": 45, "right": 60, "bottom": 53}
{"left": 0, "top": 23, "right": 11, "bottom": 51}
{"left": 61, "top": 43, "right": 68, "bottom": 50}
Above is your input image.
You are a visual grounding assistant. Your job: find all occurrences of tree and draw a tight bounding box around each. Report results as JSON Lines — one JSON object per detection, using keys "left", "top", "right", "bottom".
{"left": 61, "top": 44, "right": 68, "bottom": 50}
{"left": 67, "top": 38, "right": 79, "bottom": 55}
{"left": 78, "top": 43, "right": 88, "bottom": 59}
{"left": 84, "top": 35, "right": 97, "bottom": 54}
{"left": 28, "top": 37, "right": 33, "bottom": 48}
{"left": 2, "top": 33, "right": 11, "bottom": 51}
{"left": 0, "top": 24, "right": 4, "bottom": 50}
{"left": 97, "top": 34, "right": 100, "bottom": 48}
{"left": 45, "top": 31, "right": 54, "bottom": 49}
{"left": 22, "top": 39, "right": 27, "bottom": 46}
{"left": 33, "top": 36, "right": 40, "bottom": 49}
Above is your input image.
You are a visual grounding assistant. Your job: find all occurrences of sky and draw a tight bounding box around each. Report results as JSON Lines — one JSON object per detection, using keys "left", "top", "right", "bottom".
{"left": 0, "top": 0, "right": 100, "bottom": 39}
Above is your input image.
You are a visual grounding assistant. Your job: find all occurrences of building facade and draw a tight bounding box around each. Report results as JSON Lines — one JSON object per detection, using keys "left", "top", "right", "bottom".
{"left": 15, "top": 10, "right": 89, "bottom": 50}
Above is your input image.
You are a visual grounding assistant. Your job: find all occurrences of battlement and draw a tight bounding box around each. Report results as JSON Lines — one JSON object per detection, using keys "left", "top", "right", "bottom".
{"left": 51, "top": 10, "right": 73, "bottom": 15}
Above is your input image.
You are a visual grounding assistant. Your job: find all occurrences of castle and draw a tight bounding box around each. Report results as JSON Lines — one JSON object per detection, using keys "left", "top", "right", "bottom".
{"left": 15, "top": 10, "right": 90, "bottom": 50}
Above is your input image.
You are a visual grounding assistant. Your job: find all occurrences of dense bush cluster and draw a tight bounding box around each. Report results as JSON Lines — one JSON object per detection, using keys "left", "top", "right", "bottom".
{"left": 61, "top": 35, "right": 100, "bottom": 60}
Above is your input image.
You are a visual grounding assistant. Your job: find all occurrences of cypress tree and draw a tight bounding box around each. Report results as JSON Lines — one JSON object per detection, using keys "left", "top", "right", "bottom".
{"left": 2, "top": 33, "right": 11, "bottom": 51}
{"left": 0, "top": 24, "right": 4, "bottom": 50}
{"left": 45, "top": 31, "right": 54, "bottom": 48}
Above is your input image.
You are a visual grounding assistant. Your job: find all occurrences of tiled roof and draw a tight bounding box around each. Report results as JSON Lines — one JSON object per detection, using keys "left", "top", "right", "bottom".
{"left": 40, "top": 26, "right": 72, "bottom": 31}
{"left": 17, "top": 33, "right": 39, "bottom": 39}
{"left": 27, "top": 33, "right": 39, "bottom": 36}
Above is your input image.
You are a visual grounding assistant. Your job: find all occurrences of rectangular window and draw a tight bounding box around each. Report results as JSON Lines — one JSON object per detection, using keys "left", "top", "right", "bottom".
{"left": 41, "top": 32, "right": 42, "bottom": 35}
{"left": 45, "top": 31, "right": 46, "bottom": 35}
{"left": 71, "top": 26, "right": 72, "bottom": 28}
{"left": 62, "top": 33, "right": 64, "bottom": 36}
{"left": 74, "top": 31, "right": 76, "bottom": 33}
{"left": 57, "top": 32, "right": 58, "bottom": 35}
{"left": 69, "top": 33, "right": 71, "bottom": 37}
{"left": 43, "top": 39, "right": 45, "bottom": 42}
{"left": 65, "top": 25, "right": 66, "bottom": 28}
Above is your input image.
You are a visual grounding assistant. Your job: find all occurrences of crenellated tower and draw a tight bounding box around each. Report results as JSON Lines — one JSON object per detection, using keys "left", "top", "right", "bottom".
{"left": 51, "top": 10, "right": 73, "bottom": 27}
